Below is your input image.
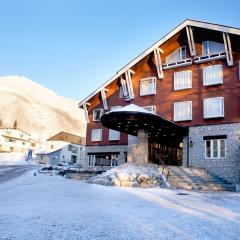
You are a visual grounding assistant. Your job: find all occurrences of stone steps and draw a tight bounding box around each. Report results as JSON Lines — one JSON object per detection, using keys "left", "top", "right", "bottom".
{"left": 165, "top": 166, "right": 236, "bottom": 191}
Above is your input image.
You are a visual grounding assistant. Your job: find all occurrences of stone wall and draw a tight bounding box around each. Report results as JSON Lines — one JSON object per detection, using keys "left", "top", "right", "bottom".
{"left": 83, "top": 145, "right": 128, "bottom": 168}
{"left": 185, "top": 123, "right": 240, "bottom": 183}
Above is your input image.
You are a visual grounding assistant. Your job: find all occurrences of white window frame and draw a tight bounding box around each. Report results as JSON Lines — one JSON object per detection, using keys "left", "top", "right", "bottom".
{"left": 203, "top": 97, "right": 224, "bottom": 119}
{"left": 88, "top": 155, "right": 96, "bottom": 166}
{"left": 139, "top": 77, "right": 156, "bottom": 96}
{"left": 174, "top": 70, "right": 192, "bottom": 90}
{"left": 109, "top": 129, "right": 120, "bottom": 141}
{"left": 173, "top": 101, "right": 192, "bottom": 122}
{"left": 91, "top": 129, "right": 102, "bottom": 142}
{"left": 205, "top": 139, "right": 226, "bottom": 159}
{"left": 93, "top": 108, "right": 104, "bottom": 121}
{"left": 203, "top": 65, "right": 223, "bottom": 86}
{"left": 202, "top": 41, "right": 225, "bottom": 55}
{"left": 166, "top": 46, "right": 186, "bottom": 64}
{"left": 143, "top": 106, "right": 156, "bottom": 114}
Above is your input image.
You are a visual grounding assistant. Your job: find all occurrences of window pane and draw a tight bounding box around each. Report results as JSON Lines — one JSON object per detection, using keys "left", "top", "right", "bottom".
{"left": 220, "top": 140, "right": 225, "bottom": 158}
{"left": 140, "top": 78, "right": 156, "bottom": 96}
{"left": 206, "top": 140, "right": 211, "bottom": 158}
{"left": 166, "top": 47, "right": 186, "bottom": 64}
{"left": 213, "top": 140, "right": 218, "bottom": 158}
{"left": 202, "top": 41, "right": 209, "bottom": 55}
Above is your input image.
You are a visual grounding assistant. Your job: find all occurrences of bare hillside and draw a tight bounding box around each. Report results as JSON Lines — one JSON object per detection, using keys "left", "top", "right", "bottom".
{"left": 0, "top": 76, "right": 86, "bottom": 140}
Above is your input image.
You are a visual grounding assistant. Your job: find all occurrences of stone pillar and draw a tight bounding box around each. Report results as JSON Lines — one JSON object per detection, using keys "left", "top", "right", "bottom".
{"left": 127, "top": 129, "right": 149, "bottom": 164}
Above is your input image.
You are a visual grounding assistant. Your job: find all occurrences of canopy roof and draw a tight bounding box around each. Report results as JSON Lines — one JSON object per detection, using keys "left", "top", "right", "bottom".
{"left": 101, "top": 104, "right": 188, "bottom": 141}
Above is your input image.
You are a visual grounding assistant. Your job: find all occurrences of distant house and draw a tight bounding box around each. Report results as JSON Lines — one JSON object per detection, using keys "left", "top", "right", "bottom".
{"left": 36, "top": 132, "right": 85, "bottom": 166}
{"left": 0, "top": 128, "right": 38, "bottom": 157}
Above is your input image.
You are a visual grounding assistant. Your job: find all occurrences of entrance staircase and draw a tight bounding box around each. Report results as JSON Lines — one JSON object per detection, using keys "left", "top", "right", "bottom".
{"left": 163, "top": 166, "right": 236, "bottom": 191}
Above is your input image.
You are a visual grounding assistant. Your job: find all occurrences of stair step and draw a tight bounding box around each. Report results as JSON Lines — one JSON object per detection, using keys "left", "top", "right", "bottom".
{"left": 165, "top": 166, "right": 235, "bottom": 192}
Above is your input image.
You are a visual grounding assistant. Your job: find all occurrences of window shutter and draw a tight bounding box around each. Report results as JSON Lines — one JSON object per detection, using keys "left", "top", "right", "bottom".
{"left": 91, "top": 129, "right": 102, "bottom": 142}
{"left": 204, "top": 97, "right": 224, "bottom": 118}
{"left": 174, "top": 70, "right": 192, "bottom": 90}
{"left": 174, "top": 101, "right": 192, "bottom": 121}
{"left": 109, "top": 129, "right": 120, "bottom": 141}
{"left": 203, "top": 65, "right": 223, "bottom": 86}
{"left": 140, "top": 77, "right": 156, "bottom": 96}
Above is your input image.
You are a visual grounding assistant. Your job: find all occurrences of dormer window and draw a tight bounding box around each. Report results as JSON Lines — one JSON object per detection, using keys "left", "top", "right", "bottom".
{"left": 93, "top": 109, "right": 104, "bottom": 121}
{"left": 202, "top": 41, "right": 225, "bottom": 55}
{"left": 166, "top": 46, "right": 186, "bottom": 64}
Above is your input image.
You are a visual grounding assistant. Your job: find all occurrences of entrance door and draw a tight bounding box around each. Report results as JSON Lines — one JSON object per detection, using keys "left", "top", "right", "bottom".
{"left": 148, "top": 141, "right": 183, "bottom": 166}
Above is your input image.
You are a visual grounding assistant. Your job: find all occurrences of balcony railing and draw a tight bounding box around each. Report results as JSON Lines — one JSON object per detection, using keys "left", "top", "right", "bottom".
{"left": 162, "top": 58, "right": 192, "bottom": 70}
{"left": 194, "top": 52, "right": 226, "bottom": 64}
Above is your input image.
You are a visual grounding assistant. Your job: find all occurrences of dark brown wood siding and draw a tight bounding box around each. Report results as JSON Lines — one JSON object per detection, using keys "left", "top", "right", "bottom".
{"left": 85, "top": 27, "right": 240, "bottom": 146}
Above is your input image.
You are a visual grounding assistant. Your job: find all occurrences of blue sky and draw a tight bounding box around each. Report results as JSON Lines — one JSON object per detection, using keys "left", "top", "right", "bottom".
{"left": 0, "top": 0, "right": 239, "bottom": 100}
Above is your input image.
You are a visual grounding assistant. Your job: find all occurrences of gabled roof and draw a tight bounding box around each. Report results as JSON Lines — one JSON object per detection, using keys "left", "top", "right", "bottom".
{"left": 79, "top": 19, "right": 240, "bottom": 107}
{"left": 47, "top": 131, "right": 86, "bottom": 145}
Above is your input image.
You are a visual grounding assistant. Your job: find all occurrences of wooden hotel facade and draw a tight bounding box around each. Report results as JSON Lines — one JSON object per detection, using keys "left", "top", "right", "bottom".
{"left": 79, "top": 20, "right": 240, "bottom": 184}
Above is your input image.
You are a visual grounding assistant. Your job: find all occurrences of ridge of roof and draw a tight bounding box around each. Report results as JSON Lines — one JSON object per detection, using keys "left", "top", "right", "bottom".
{"left": 79, "top": 19, "right": 240, "bottom": 107}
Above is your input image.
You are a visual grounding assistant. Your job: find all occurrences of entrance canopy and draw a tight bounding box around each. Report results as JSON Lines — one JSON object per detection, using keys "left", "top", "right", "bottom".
{"left": 101, "top": 104, "right": 188, "bottom": 141}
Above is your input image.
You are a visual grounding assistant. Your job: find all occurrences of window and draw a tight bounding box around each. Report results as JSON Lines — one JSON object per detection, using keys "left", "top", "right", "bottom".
{"left": 202, "top": 41, "right": 225, "bottom": 55}
{"left": 174, "top": 101, "right": 192, "bottom": 121}
{"left": 109, "top": 129, "right": 120, "bottom": 141}
{"left": 203, "top": 65, "right": 223, "bottom": 86}
{"left": 91, "top": 129, "right": 102, "bottom": 142}
{"left": 88, "top": 155, "right": 96, "bottom": 166}
{"left": 140, "top": 77, "right": 156, "bottom": 96}
{"left": 204, "top": 97, "right": 224, "bottom": 119}
{"left": 143, "top": 106, "right": 156, "bottom": 114}
{"left": 166, "top": 46, "right": 186, "bottom": 64}
{"left": 174, "top": 70, "right": 192, "bottom": 90}
{"left": 205, "top": 139, "right": 226, "bottom": 159}
{"left": 93, "top": 109, "right": 104, "bottom": 121}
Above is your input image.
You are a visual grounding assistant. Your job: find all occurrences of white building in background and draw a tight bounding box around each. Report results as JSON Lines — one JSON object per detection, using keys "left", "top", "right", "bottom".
{"left": 36, "top": 131, "right": 85, "bottom": 166}
{"left": 0, "top": 128, "right": 38, "bottom": 158}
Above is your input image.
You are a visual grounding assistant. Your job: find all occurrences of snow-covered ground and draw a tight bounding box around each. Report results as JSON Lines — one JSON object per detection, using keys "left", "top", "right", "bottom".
{"left": 0, "top": 171, "right": 239, "bottom": 240}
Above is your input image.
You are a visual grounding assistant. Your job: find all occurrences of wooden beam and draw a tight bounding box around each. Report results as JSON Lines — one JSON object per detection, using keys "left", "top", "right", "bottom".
{"left": 223, "top": 32, "right": 233, "bottom": 66}
{"left": 83, "top": 103, "right": 90, "bottom": 123}
{"left": 100, "top": 89, "right": 108, "bottom": 110}
{"left": 120, "top": 78, "right": 129, "bottom": 97}
{"left": 186, "top": 26, "right": 196, "bottom": 56}
{"left": 125, "top": 70, "right": 135, "bottom": 99}
{"left": 153, "top": 48, "right": 164, "bottom": 79}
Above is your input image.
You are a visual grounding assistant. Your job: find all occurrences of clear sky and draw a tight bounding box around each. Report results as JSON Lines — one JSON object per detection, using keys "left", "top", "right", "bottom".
{"left": 0, "top": 0, "right": 239, "bottom": 100}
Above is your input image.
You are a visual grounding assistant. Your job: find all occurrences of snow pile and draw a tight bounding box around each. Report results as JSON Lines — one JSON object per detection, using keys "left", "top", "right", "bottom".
{"left": 0, "top": 76, "right": 86, "bottom": 140}
{"left": 87, "top": 163, "right": 166, "bottom": 188}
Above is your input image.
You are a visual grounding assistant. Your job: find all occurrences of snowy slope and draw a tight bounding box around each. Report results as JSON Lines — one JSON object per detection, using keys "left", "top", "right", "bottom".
{"left": 0, "top": 76, "right": 86, "bottom": 140}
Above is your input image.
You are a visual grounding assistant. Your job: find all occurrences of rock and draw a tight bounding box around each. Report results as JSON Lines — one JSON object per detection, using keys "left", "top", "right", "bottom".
{"left": 132, "top": 181, "right": 139, "bottom": 188}
{"left": 93, "top": 178, "right": 109, "bottom": 186}
{"left": 140, "top": 183, "right": 155, "bottom": 188}
{"left": 112, "top": 178, "right": 121, "bottom": 187}
{"left": 86, "top": 163, "right": 166, "bottom": 189}
{"left": 120, "top": 181, "right": 133, "bottom": 187}
{"left": 137, "top": 174, "right": 150, "bottom": 184}
{"left": 117, "top": 172, "right": 129, "bottom": 182}
{"left": 129, "top": 173, "right": 138, "bottom": 182}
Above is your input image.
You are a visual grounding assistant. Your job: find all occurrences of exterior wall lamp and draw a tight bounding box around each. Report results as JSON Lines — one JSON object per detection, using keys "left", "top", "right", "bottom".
{"left": 190, "top": 140, "right": 193, "bottom": 148}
